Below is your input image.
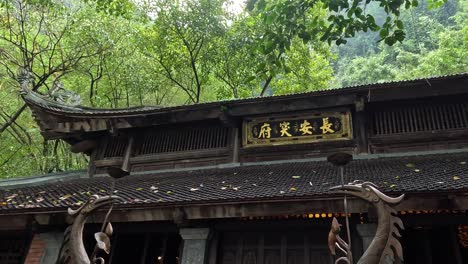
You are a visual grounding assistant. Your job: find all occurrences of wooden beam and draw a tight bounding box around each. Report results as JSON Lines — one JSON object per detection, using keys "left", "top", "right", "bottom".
{"left": 0, "top": 215, "right": 29, "bottom": 230}
{"left": 70, "top": 140, "right": 98, "bottom": 153}
{"left": 83, "top": 194, "right": 468, "bottom": 223}
{"left": 94, "top": 148, "right": 230, "bottom": 168}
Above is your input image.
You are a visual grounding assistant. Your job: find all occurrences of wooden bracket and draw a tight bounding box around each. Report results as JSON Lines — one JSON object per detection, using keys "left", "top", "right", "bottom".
{"left": 106, "top": 136, "right": 134, "bottom": 178}
{"left": 70, "top": 140, "right": 97, "bottom": 154}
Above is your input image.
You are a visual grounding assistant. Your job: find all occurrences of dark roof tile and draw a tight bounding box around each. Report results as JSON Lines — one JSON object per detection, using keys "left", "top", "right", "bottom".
{"left": 23, "top": 73, "right": 468, "bottom": 116}
{"left": 1, "top": 152, "right": 468, "bottom": 214}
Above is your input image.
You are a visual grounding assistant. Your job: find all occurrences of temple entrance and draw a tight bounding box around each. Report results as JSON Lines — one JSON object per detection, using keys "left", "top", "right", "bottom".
{"left": 402, "top": 225, "right": 467, "bottom": 264}
{"left": 83, "top": 223, "right": 181, "bottom": 264}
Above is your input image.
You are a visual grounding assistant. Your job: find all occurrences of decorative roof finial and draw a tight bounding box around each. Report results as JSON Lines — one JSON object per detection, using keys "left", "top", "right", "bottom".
{"left": 17, "top": 68, "right": 34, "bottom": 94}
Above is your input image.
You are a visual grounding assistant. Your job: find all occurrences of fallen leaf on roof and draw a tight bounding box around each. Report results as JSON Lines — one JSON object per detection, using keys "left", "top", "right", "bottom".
{"left": 309, "top": 182, "right": 313, "bottom": 186}
{"left": 5, "top": 194, "right": 17, "bottom": 200}
{"left": 199, "top": 184, "right": 204, "bottom": 187}
{"left": 136, "top": 188, "right": 143, "bottom": 191}
{"left": 166, "top": 191, "right": 172, "bottom": 194}
{"left": 454, "top": 176, "right": 461, "bottom": 180}
{"left": 59, "top": 194, "right": 72, "bottom": 200}
{"left": 460, "top": 161, "right": 466, "bottom": 165}
{"left": 414, "top": 169, "right": 420, "bottom": 172}
{"left": 150, "top": 186, "right": 158, "bottom": 190}
{"left": 292, "top": 176, "right": 301, "bottom": 179}
{"left": 190, "top": 188, "right": 199, "bottom": 191}
{"left": 405, "top": 163, "right": 415, "bottom": 168}
{"left": 221, "top": 186, "right": 227, "bottom": 190}
{"left": 75, "top": 201, "right": 83, "bottom": 206}
{"left": 290, "top": 187, "right": 297, "bottom": 191}
{"left": 390, "top": 184, "right": 396, "bottom": 188}
{"left": 252, "top": 183, "right": 257, "bottom": 187}
{"left": 232, "top": 187, "right": 239, "bottom": 191}
{"left": 100, "top": 189, "right": 106, "bottom": 193}
{"left": 395, "top": 176, "right": 400, "bottom": 179}
{"left": 279, "top": 191, "right": 285, "bottom": 194}
{"left": 36, "top": 198, "right": 44, "bottom": 203}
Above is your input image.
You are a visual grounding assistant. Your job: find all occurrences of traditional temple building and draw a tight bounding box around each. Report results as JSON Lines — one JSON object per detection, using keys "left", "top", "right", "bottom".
{"left": 1, "top": 73, "right": 468, "bottom": 264}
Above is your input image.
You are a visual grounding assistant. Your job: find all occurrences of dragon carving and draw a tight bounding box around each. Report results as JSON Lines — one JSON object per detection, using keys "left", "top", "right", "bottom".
{"left": 329, "top": 181, "right": 405, "bottom": 264}
{"left": 56, "top": 195, "right": 118, "bottom": 264}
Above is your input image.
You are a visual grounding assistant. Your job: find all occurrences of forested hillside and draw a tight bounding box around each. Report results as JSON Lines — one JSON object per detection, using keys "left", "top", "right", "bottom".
{"left": 333, "top": 0, "right": 467, "bottom": 87}
{"left": 0, "top": 0, "right": 466, "bottom": 178}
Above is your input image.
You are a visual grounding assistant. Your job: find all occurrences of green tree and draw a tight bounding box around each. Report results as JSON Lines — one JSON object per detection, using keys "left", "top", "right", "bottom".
{"left": 333, "top": 0, "right": 464, "bottom": 87}
{"left": 246, "top": 0, "right": 449, "bottom": 87}
{"left": 140, "top": 0, "right": 227, "bottom": 103}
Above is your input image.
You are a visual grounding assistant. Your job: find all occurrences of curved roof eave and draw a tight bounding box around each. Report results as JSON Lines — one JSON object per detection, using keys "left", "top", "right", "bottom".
{"left": 22, "top": 73, "right": 468, "bottom": 119}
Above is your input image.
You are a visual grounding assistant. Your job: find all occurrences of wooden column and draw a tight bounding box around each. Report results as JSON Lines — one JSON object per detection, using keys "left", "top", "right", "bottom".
{"left": 207, "top": 231, "right": 219, "bottom": 264}
{"left": 87, "top": 148, "right": 98, "bottom": 178}
{"left": 422, "top": 230, "right": 432, "bottom": 264}
{"left": 355, "top": 96, "right": 369, "bottom": 154}
{"left": 230, "top": 127, "right": 240, "bottom": 163}
{"left": 450, "top": 226, "right": 463, "bottom": 264}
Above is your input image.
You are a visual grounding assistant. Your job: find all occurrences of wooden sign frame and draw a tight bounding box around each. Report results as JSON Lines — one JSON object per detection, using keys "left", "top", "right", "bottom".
{"left": 242, "top": 111, "right": 353, "bottom": 147}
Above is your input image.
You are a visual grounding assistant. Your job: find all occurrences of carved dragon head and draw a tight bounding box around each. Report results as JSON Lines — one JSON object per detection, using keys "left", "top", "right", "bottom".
{"left": 330, "top": 181, "right": 405, "bottom": 205}
{"left": 330, "top": 181, "right": 405, "bottom": 264}
{"left": 68, "top": 195, "right": 118, "bottom": 216}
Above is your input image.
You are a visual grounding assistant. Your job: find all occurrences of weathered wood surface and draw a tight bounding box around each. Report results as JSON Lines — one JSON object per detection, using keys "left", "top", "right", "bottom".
{"left": 76, "top": 194, "right": 468, "bottom": 224}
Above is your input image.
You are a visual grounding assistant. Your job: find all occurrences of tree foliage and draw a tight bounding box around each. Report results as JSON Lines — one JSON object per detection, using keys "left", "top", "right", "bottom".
{"left": 0, "top": 0, "right": 464, "bottom": 178}
{"left": 333, "top": 0, "right": 467, "bottom": 87}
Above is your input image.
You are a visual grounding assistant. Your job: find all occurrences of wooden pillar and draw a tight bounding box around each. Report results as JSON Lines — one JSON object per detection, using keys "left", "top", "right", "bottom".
{"left": 355, "top": 96, "right": 369, "bottom": 154}
{"left": 207, "top": 231, "right": 219, "bottom": 264}
{"left": 87, "top": 148, "right": 98, "bottom": 178}
{"left": 231, "top": 127, "right": 240, "bottom": 163}
{"left": 422, "top": 230, "right": 432, "bottom": 264}
{"left": 450, "top": 226, "right": 463, "bottom": 264}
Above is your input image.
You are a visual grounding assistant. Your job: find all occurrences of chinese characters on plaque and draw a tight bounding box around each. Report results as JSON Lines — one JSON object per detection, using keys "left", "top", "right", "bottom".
{"left": 243, "top": 112, "right": 352, "bottom": 147}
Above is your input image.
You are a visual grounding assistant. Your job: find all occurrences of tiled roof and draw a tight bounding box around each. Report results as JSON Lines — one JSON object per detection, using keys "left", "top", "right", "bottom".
{"left": 23, "top": 73, "right": 468, "bottom": 116}
{"left": 1, "top": 152, "right": 468, "bottom": 214}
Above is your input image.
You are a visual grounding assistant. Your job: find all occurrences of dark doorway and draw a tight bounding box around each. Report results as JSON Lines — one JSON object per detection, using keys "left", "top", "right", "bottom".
{"left": 0, "top": 231, "right": 31, "bottom": 264}
{"left": 402, "top": 226, "right": 463, "bottom": 264}
{"left": 84, "top": 226, "right": 181, "bottom": 264}
{"left": 218, "top": 231, "right": 332, "bottom": 264}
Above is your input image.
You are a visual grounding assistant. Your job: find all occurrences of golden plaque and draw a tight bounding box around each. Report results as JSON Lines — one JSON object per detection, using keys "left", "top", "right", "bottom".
{"left": 243, "top": 111, "right": 353, "bottom": 147}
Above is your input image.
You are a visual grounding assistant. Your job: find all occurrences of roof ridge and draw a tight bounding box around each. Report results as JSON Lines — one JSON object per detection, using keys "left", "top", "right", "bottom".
{"left": 0, "top": 170, "right": 86, "bottom": 188}
{"left": 22, "top": 73, "right": 468, "bottom": 114}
